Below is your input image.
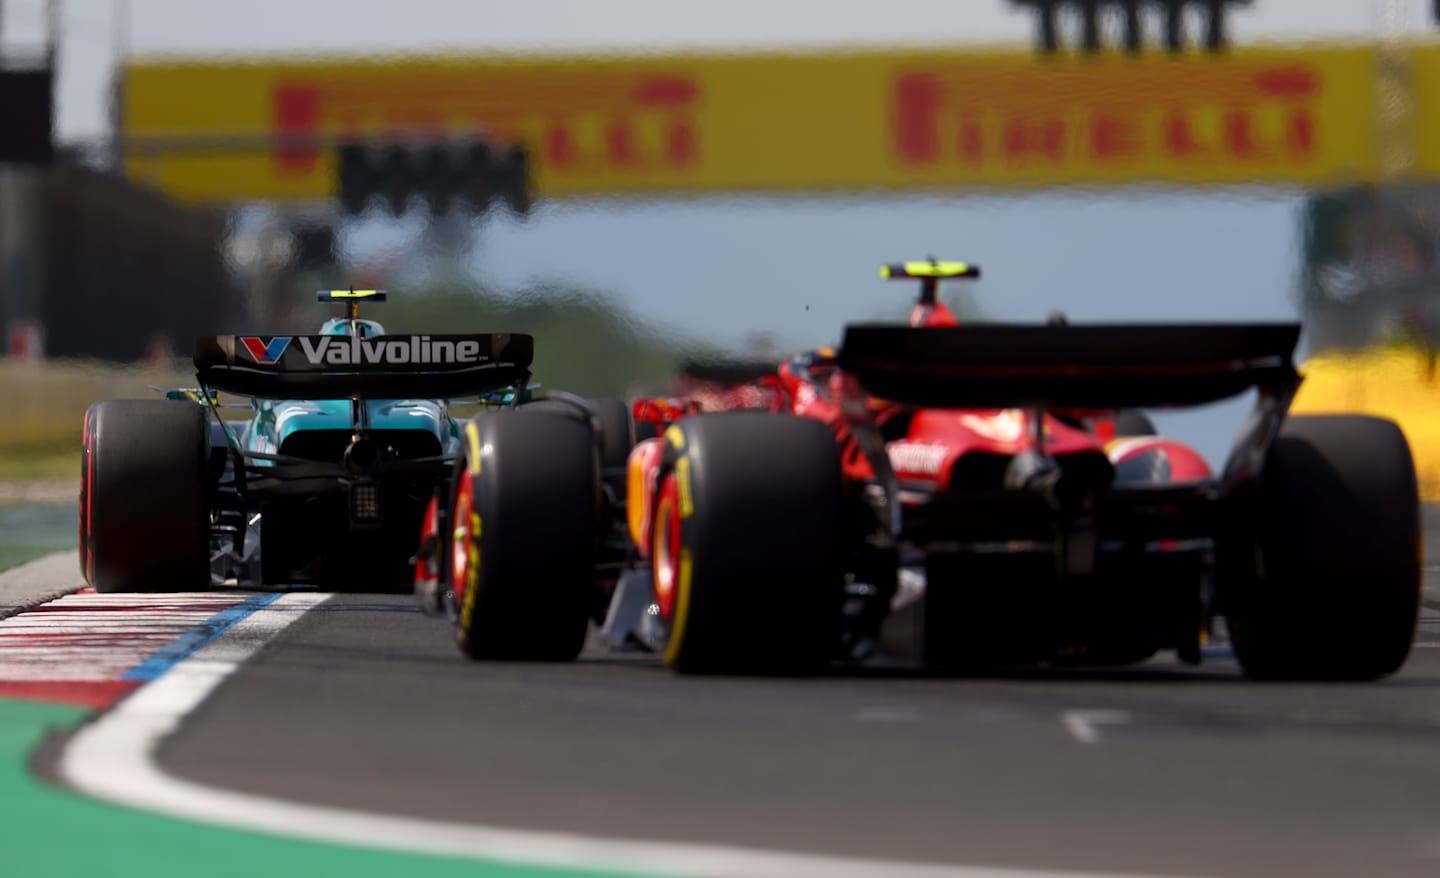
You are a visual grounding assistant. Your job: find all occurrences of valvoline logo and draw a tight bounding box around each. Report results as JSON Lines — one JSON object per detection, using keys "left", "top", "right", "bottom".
{"left": 235, "top": 334, "right": 490, "bottom": 367}
{"left": 240, "top": 336, "right": 292, "bottom": 364}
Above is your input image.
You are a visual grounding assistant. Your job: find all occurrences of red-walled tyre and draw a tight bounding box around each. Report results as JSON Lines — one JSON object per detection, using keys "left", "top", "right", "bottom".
{"left": 81, "top": 400, "right": 210, "bottom": 593}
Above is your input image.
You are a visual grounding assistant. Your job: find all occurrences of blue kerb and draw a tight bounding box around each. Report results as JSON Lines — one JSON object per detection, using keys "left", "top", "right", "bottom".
{"left": 121, "top": 592, "right": 282, "bottom": 683}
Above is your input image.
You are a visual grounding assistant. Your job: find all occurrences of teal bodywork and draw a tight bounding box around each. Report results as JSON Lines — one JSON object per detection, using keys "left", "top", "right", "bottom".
{"left": 243, "top": 398, "right": 464, "bottom": 461}
{"left": 202, "top": 316, "right": 478, "bottom": 462}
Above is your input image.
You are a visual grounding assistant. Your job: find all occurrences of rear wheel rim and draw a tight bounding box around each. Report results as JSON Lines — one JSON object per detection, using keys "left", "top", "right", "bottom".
{"left": 451, "top": 472, "right": 475, "bottom": 606}
{"left": 652, "top": 472, "right": 682, "bottom": 620}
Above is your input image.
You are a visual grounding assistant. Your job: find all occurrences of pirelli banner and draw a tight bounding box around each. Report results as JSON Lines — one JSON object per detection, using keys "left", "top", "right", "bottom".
{"left": 120, "top": 43, "right": 1393, "bottom": 203}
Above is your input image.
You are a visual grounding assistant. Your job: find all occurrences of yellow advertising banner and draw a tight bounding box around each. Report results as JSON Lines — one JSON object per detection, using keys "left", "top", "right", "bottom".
{"left": 121, "top": 44, "right": 1381, "bottom": 203}
{"left": 1405, "top": 44, "right": 1440, "bottom": 182}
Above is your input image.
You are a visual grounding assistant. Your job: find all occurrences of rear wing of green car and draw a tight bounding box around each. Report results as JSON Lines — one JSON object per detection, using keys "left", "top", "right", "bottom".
{"left": 194, "top": 333, "right": 534, "bottom": 400}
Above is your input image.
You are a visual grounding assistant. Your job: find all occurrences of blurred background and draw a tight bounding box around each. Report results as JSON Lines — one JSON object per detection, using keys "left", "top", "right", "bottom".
{"left": 5, "top": 0, "right": 1440, "bottom": 521}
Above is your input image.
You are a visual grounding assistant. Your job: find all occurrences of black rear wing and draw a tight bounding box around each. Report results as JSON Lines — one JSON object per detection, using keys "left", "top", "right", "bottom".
{"left": 678, "top": 358, "right": 778, "bottom": 386}
{"left": 195, "top": 333, "right": 533, "bottom": 399}
{"left": 838, "top": 323, "right": 1301, "bottom": 409}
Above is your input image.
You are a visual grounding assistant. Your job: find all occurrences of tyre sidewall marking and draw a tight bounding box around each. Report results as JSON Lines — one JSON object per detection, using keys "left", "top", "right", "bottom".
{"left": 80, "top": 407, "right": 95, "bottom": 583}
{"left": 464, "top": 421, "right": 482, "bottom": 476}
{"left": 662, "top": 546, "right": 693, "bottom": 666}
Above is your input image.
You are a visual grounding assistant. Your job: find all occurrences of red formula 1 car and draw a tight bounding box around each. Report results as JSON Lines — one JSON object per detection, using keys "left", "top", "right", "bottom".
{"left": 630, "top": 359, "right": 781, "bottom": 442}
{"left": 602, "top": 261, "right": 1420, "bottom": 681}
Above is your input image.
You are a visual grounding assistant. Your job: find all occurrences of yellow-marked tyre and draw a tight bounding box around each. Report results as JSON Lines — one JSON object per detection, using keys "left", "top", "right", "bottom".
{"left": 655, "top": 412, "right": 845, "bottom": 675}
{"left": 451, "top": 411, "right": 598, "bottom": 661}
{"left": 1228, "top": 415, "right": 1420, "bottom": 681}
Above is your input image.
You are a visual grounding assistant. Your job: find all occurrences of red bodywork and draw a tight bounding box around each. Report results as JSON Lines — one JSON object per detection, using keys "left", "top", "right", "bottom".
{"left": 419, "top": 296, "right": 1215, "bottom": 591}
{"left": 631, "top": 370, "right": 781, "bottom": 440}
{"left": 623, "top": 297, "right": 1213, "bottom": 559}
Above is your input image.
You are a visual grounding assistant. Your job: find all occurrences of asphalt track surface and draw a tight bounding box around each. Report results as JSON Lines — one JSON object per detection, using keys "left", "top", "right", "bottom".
{"left": 122, "top": 518, "right": 1440, "bottom": 878}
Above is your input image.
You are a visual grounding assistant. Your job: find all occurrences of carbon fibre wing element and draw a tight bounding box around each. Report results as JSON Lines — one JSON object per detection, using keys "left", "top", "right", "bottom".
{"left": 194, "top": 333, "right": 534, "bottom": 400}
{"left": 837, "top": 323, "right": 1301, "bottom": 410}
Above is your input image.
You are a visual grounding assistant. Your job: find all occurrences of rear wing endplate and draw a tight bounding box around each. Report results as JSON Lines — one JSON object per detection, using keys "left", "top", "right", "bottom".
{"left": 880, "top": 261, "right": 980, "bottom": 280}
{"left": 318, "top": 289, "right": 386, "bottom": 303}
{"left": 194, "top": 333, "right": 533, "bottom": 399}
{"left": 838, "top": 323, "right": 1301, "bottom": 409}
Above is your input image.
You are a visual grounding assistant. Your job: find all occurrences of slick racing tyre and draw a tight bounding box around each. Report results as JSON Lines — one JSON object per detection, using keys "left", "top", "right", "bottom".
{"left": 1111, "top": 408, "right": 1157, "bottom": 437}
{"left": 451, "top": 411, "right": 598, "bottom": 661}
{"left": 590, "top": 396, "right": 634, "bottom": 481}
{"left": 652, "top": 412, "right": 845, "bottom": 674}
{"left": 522, "top": 396, "right": 632, "bottom": 502}
{"left": 521, "top": 397, "right": 631, "bottom": 463}
{"left": 81, "top": 400, "right": 210, "bottom": 593}
{"left": 1227, "top": 415, "right": 1420, "bottom": 681}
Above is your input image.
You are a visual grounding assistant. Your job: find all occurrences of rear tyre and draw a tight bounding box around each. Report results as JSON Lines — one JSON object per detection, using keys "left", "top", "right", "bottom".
{"left": 590, "top": 396, "right": 634, "bottom": 476}
{"left": 654, "top": 412, "right": 845, "bottom": 674}
{"left": 522, "top": 396, "right": 631, "bottom": 503}
{"left": 81, "top": 400, "right": 210, "bottom": 593}
{"left": 1112, "top": 409, "right": 1157, "bottom": 437}
{"left": 451, "top": 411, "right": 598, "bottom": 661}
{"left": 1227, "top": 415, "right": 1420, "bottom": 681}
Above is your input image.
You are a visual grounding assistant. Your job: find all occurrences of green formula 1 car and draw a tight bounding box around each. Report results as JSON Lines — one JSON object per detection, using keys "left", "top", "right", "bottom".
{"left": 80, "top": 290, "right": 632, "bottom": 618}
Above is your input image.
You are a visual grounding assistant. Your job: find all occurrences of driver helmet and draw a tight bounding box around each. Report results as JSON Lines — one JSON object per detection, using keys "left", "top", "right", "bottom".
{"left": 320, "top": 317, "right": 386, "bottom": 337}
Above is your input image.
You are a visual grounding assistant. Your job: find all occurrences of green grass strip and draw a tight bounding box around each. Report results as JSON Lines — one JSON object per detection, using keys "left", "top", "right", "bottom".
{"left": 1, "top": 699, "right": 646, "bottom": 878}
{"left": 0, "top": 504, "right": 74, "bottom": 572}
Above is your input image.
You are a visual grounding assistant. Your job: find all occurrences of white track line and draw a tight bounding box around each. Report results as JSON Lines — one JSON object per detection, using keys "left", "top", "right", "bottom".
{"left": 61, "top": 593, "right": 1204, "bottom": 878}
{"left": 1061, "top": 710, "right": 1133, "bottom": 745}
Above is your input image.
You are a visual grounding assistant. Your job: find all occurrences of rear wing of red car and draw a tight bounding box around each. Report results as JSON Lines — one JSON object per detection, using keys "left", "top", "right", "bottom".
{"left": 194, "top": 333, "right": 534, "bottom": 399}
{"left": 837, "top": 323, "right": 1301, "bottom": 409}
{"left": 678, "top": 358, "right": 778, "bottom": 387}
